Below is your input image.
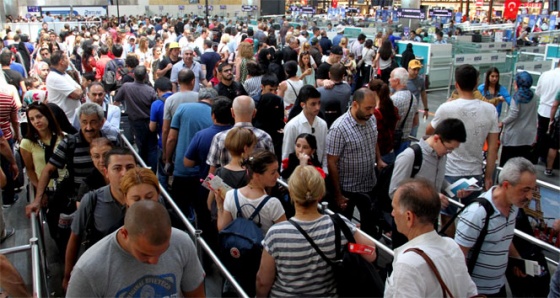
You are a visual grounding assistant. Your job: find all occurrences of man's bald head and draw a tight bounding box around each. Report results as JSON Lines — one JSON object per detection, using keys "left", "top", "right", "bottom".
{"left": 124, "top": 200, "right": 171, "bottom": 245}
{"left": 232, "top": 96, "right": 255, "bottom": 117}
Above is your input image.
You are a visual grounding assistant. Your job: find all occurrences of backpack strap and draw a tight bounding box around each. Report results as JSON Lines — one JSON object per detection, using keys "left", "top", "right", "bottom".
{"left": 289, "top": 219, "right": 334, "bottom": 265}
{"left": 404, "top": 248, "right": 455, "bottom": 298}
{"left": 467, "top": 197, "right": 494, "bottom": 274}
{"left": 64, "top": 134, "right": 77, "bottom": 181}
{"left": 399, "top": 93, "right": 414, "bottom": 130}
{"left": 286, "top": 80, "right": 299, "bottom": 98}
{"left": 410, "top": 143, "right": 423, "bottom": 178}
{"left": 233, "top": 189, "right": 272, "bottom": 222}
{"left": 81, "top": 190, "right": 99, "bottom": 248}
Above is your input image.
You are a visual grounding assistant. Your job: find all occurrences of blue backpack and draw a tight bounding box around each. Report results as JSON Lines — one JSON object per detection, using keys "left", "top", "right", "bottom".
{"left": 219, "top": 189, "right": 271, "bottom": 296}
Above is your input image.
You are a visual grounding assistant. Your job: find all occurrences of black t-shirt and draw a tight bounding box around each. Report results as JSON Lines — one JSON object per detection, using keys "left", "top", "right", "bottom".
{"left": 158, "top": 56, "right": 180, "bottom": 78}
{"left": 316, "top": 62, "right": 333, "bottom": 80}
{"left": 214, "top": 81, "right": 248, "bottom": 100}
{"left": 200, "top": 51, "right": 222, "bottom": 81}
{"left": 282, "top": 47, "right": 298, "bottom": 63}
{"left": 3, "top": 69, "right": 23, "bottom": 92}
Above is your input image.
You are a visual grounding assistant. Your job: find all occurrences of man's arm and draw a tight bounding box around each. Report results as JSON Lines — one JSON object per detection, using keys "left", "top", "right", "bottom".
{"left": 327, "top": 154, "right": 347, "bottom": 208}
{"left": 63, "top": 232, "right": 81, "bottom": 290}
{"left": 162, "top": 119, "right": 172, "bottom": 161}
{"left": 10, "top": 108, "right": 20, "bottom": 142}
{"left": 421, "top": 90, "right": 429, "bottom": 119}
{"left": 484, "top": 132, "right": 499, "bottom": 190}
{"left": 155, "top": 62, "right": 171, "bottom": 77}
{"left": 165, "top": 128, "right": 179, "bottom": 164}
{"left": 67, "top": 86, "right": 84, "bottom": 100}
{"left": 25, "top": 163, "right": 57, "bottom": 216}
{"left": 425, "top": 122, "right": 435, "bottom": 135}
{"left": 182, "top": 282, "right": 205, "bottom": 298}
{"left": 549, "top": 99, "right": 559, "bottom": 133}
{"left": 149, "top": 121, "right": 157, "bottom": 132}
{"left": 0, "top": 137, "right": 17, "bottom": 174}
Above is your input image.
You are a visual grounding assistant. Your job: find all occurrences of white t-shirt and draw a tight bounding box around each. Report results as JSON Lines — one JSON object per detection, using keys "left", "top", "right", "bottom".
{"left": 45, "top": 71, "right": 82, "bottom": 121}
{"left": 223, "top": 189, "right": 285, "bottom": 235}
{"left": 431, "top": 98, "right": 499, "bottom": 176}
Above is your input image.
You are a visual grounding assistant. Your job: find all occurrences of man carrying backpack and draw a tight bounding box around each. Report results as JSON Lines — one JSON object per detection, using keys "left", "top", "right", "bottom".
{"left": 102, "top": 44, "right": 125, "bottom": 93}
{"left": 388, "top": 118, "right": 466, "bottom": 248}
{"left": 454, "top": 157, "right": 536, "bottom": 297}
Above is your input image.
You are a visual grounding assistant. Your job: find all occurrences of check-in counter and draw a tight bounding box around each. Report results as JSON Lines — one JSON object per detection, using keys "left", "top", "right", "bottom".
{"left": 395, "top": 41, "right": 453, "bottom": 90}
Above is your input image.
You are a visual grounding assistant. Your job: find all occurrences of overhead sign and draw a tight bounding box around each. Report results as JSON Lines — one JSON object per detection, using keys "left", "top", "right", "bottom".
{"left": 178, "top": 5, "right": 185, "bottom": 10}
{"left": 301, "top": 6, "right": 315, "bottom": 14}
{"left": 429, "top": 9, "right": 452, "bottom": 17}
{"left": 27, "top": 6, "right": 40, "bottom": 12}
{"left": 241, "top": 5, "right": 258, "bottom": 12}
{"left": 40, "top": 6, "right": 107, "bottom": 16}
{"left": 220, "top": 5, "right": 226, "bottom": 9}
{"left": 396, "top": 8, "right": 425, "bottom": 19}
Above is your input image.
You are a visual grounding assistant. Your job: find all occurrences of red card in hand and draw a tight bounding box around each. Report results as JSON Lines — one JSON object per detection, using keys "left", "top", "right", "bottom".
{"left": 348, "top": 243, "right": 375, "bottom": 255}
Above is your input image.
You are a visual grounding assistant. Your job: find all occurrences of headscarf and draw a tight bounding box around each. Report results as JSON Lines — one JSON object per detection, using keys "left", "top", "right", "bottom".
{"left": 514, "top": 71, "right": 534, "bottom": 104}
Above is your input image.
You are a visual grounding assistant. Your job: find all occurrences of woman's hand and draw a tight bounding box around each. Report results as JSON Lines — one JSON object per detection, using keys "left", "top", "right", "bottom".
{"left": 297, "top": 152, "right": 310, "bottom": 166}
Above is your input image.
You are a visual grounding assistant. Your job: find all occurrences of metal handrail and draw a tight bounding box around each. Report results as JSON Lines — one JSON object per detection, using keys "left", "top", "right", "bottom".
{"left": 119, "top": 134, "right": 249, "bottom": 298}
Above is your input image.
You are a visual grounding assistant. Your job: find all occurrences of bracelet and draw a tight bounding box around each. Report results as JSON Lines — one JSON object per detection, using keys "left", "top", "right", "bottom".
{"left": 424, "top": 108, "right": 429, "bottom": 111}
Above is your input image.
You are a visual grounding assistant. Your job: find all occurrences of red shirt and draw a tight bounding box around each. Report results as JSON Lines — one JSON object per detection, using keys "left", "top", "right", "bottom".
{"left": 96, "top": 55, "right": 112, "bottom": 80}
{"left": 0, "top": 92, "right": 17, "bottom": 139}
{"left": 374, "top": 107, "right": 400, "bottom": 156}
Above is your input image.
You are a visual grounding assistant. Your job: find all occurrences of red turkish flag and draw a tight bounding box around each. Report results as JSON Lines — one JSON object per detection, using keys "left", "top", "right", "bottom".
{"left": 302, "top": 0, "right": 307, "bottom": 5}
{"left": 332, "top": 0, "right": 338, "bottom": 8}
{"left": 503, "top": 0, "right": 520, "bottom": 20}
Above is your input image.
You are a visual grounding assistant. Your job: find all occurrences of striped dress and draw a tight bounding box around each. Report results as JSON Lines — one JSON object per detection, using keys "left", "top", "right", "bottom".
{"left": 263, "top": 214, "right": 356, "bottom": 297}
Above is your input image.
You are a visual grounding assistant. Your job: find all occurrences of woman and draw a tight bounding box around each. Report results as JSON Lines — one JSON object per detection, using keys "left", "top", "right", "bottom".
{"left": 256, "top": 165, "right": 376, "bottom": 297}
{"left": 369, "top": 79, "right": 400, "bottom": 164}
{"left": 374, "top": 31, "right": 383, "bottom": 49}
{"left": 218, "top": 34, "right": 230, "bottom": 62}
{"left": 278, "top": 61, "right": 304, "bottom": 121}
{"left": 267, "top": 28, "right": 277, "bottom": 48}
{"left": 281, "top": 133, "right": 324, "bottom": 179}
{"left": 81, "top": 41, "right": 96, "bottom": 74}
{"left": 208, "top": 127, "right": 256, "bottom": 216}
{"left": 243, "top": 61, "right": 263, "bottom": 97}
{"left": 31, "top": 61, "right": 50, "bottom": 83}
{"left": 400, "top": 43, "right": 415, "bottom": 70}
{"left": 373, "top": 40, "right": 395, "bottom": 84}
{"left": 360, "top": 39, "right": 376, "bottom": 87}
{"left": 216, "top": 149, "right": 286, "bottom": 234}
{"left": 499, "top": 71, "right": 538, "bottom": 167}
{"left": 20, "top": 102, "right": 65, "bottom": 191}
{"left": 151, "top": 46, "right": 162, "bottom": 81}
{"left": 339, "top": 37, "right": 351, "bottom": 63}
{"left": 297, "top": 51, "right": 315, "bottom": 87}
{"left": 300, "top": 42, "right": 317, "bottom": 69}
{"left": 76, "top": 138, "right": 114, "bottom": 204}
{"left": 235, "top": 41, "right": 255, "bottom": 84}
{"left": 477, "top": 67, "right": 511, "bottom": 116}
{"left": 135, "top": 36, "right": 152, "bottom": 71}
{"left": 120, "top": 167, "right": 161, "bottom": 207}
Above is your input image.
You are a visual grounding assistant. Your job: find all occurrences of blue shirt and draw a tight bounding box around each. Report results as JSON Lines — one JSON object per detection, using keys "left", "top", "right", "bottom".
{"left": 170, "top": 102, "right": 213, "bottom": 177}
{"left": 150, "top": 92, "right": 173, "bottom": 148}
{"left": 10, "top": 63, "right": 27, "bottom": 78}
{"left": 185, "top": 124, "right": 232, "bottom": 179}
{"left": 332, "top": 33, "right": 344, "bottom": 46}
{"left": 477, "top": 84, "right": 512, "bottom": 117}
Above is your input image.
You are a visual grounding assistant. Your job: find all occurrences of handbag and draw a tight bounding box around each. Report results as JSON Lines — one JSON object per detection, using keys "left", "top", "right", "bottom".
{"left": 393, "top": 93, "right": 414, "bottom": 150}
{"left": 289, "top": 214, "right": 384, "bottom": 297}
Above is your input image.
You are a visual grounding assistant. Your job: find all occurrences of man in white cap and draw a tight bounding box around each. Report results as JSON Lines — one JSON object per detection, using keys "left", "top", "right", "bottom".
{"left": 333, "top": 25, "right": 345, "bottom": 46}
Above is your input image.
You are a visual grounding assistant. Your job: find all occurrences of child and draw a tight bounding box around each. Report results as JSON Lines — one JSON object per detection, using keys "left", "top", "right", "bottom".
{"left": 345, "top": 52, "right": 357, "bottom": 84}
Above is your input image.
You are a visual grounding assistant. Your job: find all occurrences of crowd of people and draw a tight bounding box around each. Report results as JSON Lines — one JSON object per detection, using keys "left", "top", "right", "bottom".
{"left": 0, "top": 12, "right": 558, "bottom": 297}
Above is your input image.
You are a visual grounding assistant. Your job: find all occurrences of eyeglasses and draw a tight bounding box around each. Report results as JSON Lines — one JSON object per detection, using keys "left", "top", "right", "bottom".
{"left": 439, "top": 138, "right": 455, "bottom": 154}
{"left": 222, "top": 69, "right": 233, "bottom": 73}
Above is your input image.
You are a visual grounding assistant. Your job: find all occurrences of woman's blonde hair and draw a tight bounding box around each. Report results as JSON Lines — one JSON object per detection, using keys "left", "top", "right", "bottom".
{"left": 288, "top": 166, "right": 325, "bottom": 207}
{"left": 225, "top": 127, "right": 257, "bottom": 158}
{"left": 120, "top": 168, "right": 160, "bottom": 196}
{"left": 139, "top": 36, "right": 149, "bottom": 52}
{"left": 221, "top": 34, "right": 230, "bottom": 44}
{"left": 238, "top": 41, "right": 254, "bottom": 59}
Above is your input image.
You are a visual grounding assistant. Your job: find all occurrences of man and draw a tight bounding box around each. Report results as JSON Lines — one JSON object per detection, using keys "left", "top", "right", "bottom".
{"left": 546, "top": 92, "right": 560, "bottom": 176}
{"left": 206, "top": 96, "right": 274, "bottom": 173}
{"left": 426, "top": 64, "right": 499, "bottom": 216}
{"left": 150, "top": 77, "right": 174, "bottom": 190}
{"left": 319, "top": 30, "right": 332, "bottom": 56}
{"left": 38, "top": 47, "right": 51, "bottom": 64}
{"left": 72, "top": 82, "right": 120, "bottom": 138}
{"left": 455, "top": 157, "right": 536, "bottom": 296}
{"left": 102, "top": 44, "right": 125, "bottom": 93}
{"left": 200, "top": 40, "right": 221, "bottom": 82}
{"left": 194, "top": 28, "right": 209, "bottom": 52}
{"left": 406, "top": 60, "right": 429, "bottom": 137}
{"left": 43, "top": 12, "right": 54, "bottom": 22}
{"left": 389, "top": 118, "right": 467, "bottom": 247}
{"left": 332, "top": 25, "right": 345, "bottom": 46}
{"left": 214, "top": 62, "right": 248, "bottom": 100}
{"left": 170, "top": 47, "right": 209, "bottom": 93}
{"left": 45, "top": 50, "right": 83, "bottom": 122}
{"left": 434, "top": 31, "right": 447, "bottom": 44}
{"left": 318, "top": 63, "right": 352, "bottom": 128}
{"left": 114, "top": 66, "right": 158, "bottom": 172}
{"left": 0, "top": 79, "right": 20, "bottom": 207}
{"left": 282, "top": 37, "right": 299, "bottom": 63}
{"left": 95, "top": 45, "right": 112, "bottom": 81}
{"left": 326, "top": 88, "right": 386, "bottom": 237}
{"left": 535, "top": 62, "right": 560, "bottom": 163}
{"left": 26, "top": 103, "right": 118, "bottom": 216}
{"left": 309, "top": 37, "right": 323, "bottom": 69}
{"left": 165, "top": 88, "right": 215, "bottom": 219}
{"left": 316, "top": 45, "right": 343, "bottom": 87}
{"left": 252, "top": 73, "right": 279, "bottom": 105}
{"left": 385, "top": 178, "right": 478, "bottom": 297}
{"left": 157, "top": 42, "right": 181, "bottom": 79}
{"left": 390, "top": 67, "right": 417, "bottom": 155}
{"left": 350, "top": 34, "right": 366, "bottom": 63}
{"left": 0, "top": 130, "right": 19, "bottom": 241}
{"left": 282, "top": 85, "right": 328, "bottom": 170}
{"left": 1, "top": 50, "right": 26, "bottom": 96}
{"left": 63, "top": 148, "right": 137, "bottom": 290}
{"left": 66, "top": 200, "right": 206, "bottom": 297}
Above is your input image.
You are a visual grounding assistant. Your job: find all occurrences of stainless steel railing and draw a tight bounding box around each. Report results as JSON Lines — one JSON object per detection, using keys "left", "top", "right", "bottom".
{"left": 119, "top": 134, "right": 249, "bottom": 298}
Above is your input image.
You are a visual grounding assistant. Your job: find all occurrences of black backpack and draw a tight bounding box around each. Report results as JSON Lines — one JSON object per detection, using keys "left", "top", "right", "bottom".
{"left": 374, "top": 143, "right": 423, "bottom": 214}
{"left": 439, "top": 197, "right": 494, "bottom": 274}
{"left": 290, "top": 214, "right": 385, "bottom": 297}
{"left": 219, "top": 189, "right": 271, "bottom": 296}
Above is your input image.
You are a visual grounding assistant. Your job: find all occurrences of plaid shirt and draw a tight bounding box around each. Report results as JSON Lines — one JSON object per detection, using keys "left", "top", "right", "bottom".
{"left": 326, "top": 111, "right": 378, "bottom": 193}
{"left": 206, "top": 122, "right": 275, "bottom": 168}
{"left": 391, "top": 90, "right": 417, "bottom": 139}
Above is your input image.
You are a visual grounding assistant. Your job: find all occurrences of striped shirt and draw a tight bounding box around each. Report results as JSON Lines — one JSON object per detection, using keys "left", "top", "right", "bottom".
{"left": 263, "top": 215, "right": 356, "bottom": 297}
{"left": 454, "top": 187, "right": 518, "bottom": 295}
{"left": 391, "top": 90, "right": 417, "bottom": 140}
{"left": 326, "top": 111, "right": 378, "bottom": 192}
{"left": 206, "top": 122, "right": 274, "bottom": 168}
{"left": 0, "top": 92, "right": 17, "bottom": 139}
{"left": 242, "top": 76, "right": 262, "bottom": 98}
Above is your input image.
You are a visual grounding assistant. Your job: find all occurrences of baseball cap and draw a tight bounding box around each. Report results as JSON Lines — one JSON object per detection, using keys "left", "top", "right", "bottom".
{"left": 409, "top": 59, "right": 423, "bottom": 69}
{"left": 310, "top": 37, "right": 319, "bottom": 45}
{"left": 330, "top": 45, "right": 343, "bottom": 55}
{"left": 336, "top": 25, "right": 345, "bottom": 33}
{"left": 169, "top": 42, "right": 180, "bottom": 49}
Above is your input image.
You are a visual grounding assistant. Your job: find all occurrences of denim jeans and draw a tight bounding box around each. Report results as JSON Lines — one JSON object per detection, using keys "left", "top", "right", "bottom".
{"left": 130, "top": 118, "right": 158, "bottom": 172}
{"left": 157, "top": 148, "right": 169, "bottom": 192}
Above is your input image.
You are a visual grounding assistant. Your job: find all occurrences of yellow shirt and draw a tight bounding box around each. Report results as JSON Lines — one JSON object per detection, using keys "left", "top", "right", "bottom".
{"left": 20, "top": 136, "right": 66, "bottom": 188}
